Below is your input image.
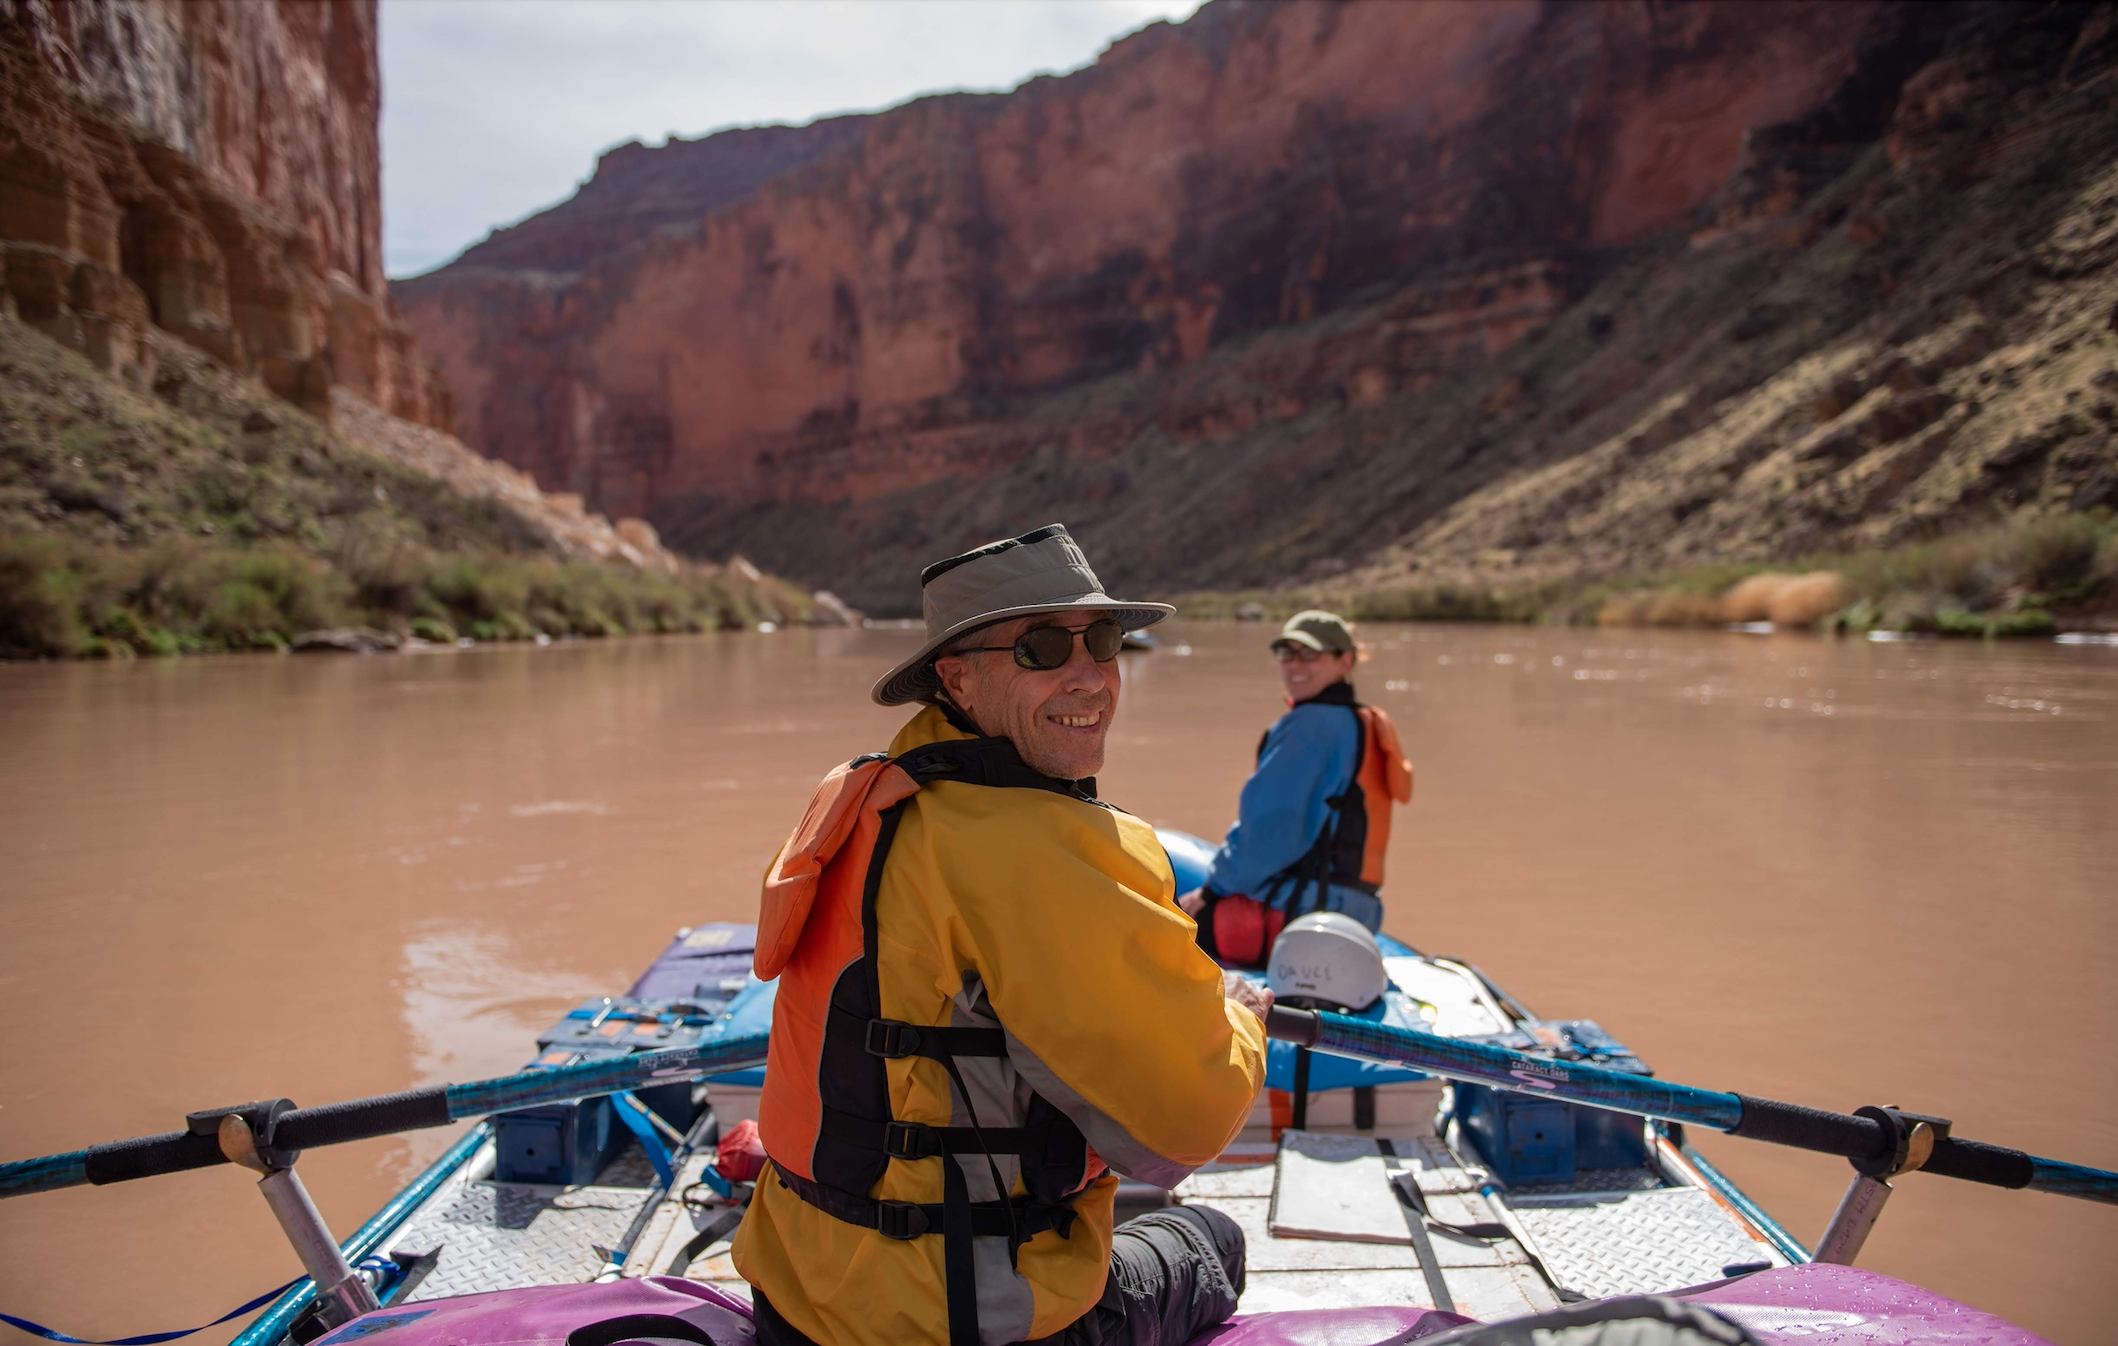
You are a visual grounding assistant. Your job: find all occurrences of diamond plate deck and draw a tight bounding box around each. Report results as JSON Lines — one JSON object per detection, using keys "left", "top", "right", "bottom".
{"left": 383, "top": 1142, "right": 660, "bottom": 1301}
{"left": 1504, "top": 1166, "right": 1669, "bottom": 1197}
{"left": 1503, "top": 1187, "right": 1786, "bottom": 1298}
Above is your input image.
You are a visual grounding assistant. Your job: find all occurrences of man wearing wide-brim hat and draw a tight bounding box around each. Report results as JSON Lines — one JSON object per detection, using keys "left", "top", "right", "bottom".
{"left": 735, "top": 524, "right": 1270, "bottom": 1346}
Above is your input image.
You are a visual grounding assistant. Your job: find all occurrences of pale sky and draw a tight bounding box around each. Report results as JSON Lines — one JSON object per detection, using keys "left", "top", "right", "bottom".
{"left": 380, "top": 0, "right": 1204, "bottom": 277}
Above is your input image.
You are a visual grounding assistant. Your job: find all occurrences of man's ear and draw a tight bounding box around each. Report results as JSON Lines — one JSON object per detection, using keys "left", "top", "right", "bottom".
{"left": 934, "top": 654, "right": 973, "bottom": 715}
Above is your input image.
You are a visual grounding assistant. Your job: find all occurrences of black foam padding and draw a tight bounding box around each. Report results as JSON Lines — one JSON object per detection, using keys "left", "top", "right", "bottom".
{"left": 276, "top": 1088, "right": 452, "bottom": 1149}
{"left": 1923, "top": 1136, "right": 2034, "bottom": 1189}
{"left": 84, "top": 1129, "right": 226, "bottom": 1184}
{"left": 1731, "top": 1095, "right": 1888, "bottom": 1161}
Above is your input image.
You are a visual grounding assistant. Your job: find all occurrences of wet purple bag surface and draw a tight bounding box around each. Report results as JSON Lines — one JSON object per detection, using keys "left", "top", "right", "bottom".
{"left": 1681, "top": 1264, "right": 2056, "bottom": 1346}
{"left": 1191, "top": 1305, "right": 1472, "bottom": 1345}
{"left": 312, "top": 1236, "right": 2051, "bottom": 1346}
{"left": 313, "top": 1277, "right": 754, "bottom": 1346}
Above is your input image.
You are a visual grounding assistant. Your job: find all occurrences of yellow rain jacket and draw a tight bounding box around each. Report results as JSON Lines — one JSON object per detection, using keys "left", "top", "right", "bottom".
{"left": 733, "top": 706, "right": 1265, "bottom": 1346}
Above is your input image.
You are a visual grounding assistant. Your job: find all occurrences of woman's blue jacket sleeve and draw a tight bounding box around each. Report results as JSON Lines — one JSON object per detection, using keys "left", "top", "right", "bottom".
{"left": 1202, "top": 702, "right": 1359, "bottom": 898}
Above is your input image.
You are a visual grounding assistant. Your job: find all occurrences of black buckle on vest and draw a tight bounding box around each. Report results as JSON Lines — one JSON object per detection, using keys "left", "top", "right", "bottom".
{"left": 883, "top": 1120, "right": 943, "bottom": 1160}
{"left": 875, "top": 1200, "right": 930, "bottom": 1240}
{"left": 866, "top": 1018, "right": 921, "bottom": 1058}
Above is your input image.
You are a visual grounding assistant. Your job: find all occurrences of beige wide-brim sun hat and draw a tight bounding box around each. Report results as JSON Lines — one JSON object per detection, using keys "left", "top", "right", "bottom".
{"left": 871, "top": 524, "right": 1173, "bottom": 706}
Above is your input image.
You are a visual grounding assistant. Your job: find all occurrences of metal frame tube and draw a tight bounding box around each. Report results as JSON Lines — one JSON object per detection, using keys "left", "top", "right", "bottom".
{"left": 229, "top": 1123, "right": 491, "bottom": 1346}
{"left": 1813, "top": 1173, "right": 1894, "bottom": 1265}
{"left": 255, "top": 1168, "right": 380, "bottom": 1326}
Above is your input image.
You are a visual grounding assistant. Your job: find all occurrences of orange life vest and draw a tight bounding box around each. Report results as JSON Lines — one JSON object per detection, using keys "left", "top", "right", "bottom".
{"left": 1203, "top": 684, "right": 1411, "bottom": 967}
{"left": 753, "top": 738, "right": 1099, "bottom": 1346}
{"left": 1270, "top": 681, "right": 1412, "bottom": 896}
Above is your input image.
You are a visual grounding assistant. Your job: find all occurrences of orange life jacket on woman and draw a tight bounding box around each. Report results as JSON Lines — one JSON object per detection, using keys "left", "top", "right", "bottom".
{"left": 1284, "top": 682, "right": 1413, "bottom": 896}
{"left": 1207, "top": 684, "right": 1412, "bottom": 965}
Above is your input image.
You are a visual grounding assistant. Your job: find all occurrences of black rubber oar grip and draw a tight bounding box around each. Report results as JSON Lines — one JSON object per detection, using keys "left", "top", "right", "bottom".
{"left": 1731, "top": 1095, "right": 1889, "bottom": 1161}
{"left": 83, "top": 1129, "right": 225, "bottom": 1184}
{"left": 1925, "top": 1136, "right": 2034, "bottom": 1189}
{"left": 276, "top": 1087, "right": 452, "bottom": 1149}
{"left": 1264, "top": 1005, "right": 1320, "bottom": 1046}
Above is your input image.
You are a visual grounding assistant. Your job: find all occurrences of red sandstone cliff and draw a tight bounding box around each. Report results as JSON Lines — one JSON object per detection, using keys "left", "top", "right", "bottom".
{"left": 397, "top": 0, "right": 2118, "bottom": 612}
{"left": 0, "top": 0, "right": 449, "bottom": 427}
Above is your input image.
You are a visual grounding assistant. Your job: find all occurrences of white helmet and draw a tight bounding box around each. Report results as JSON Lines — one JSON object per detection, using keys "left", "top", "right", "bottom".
{"left": 1267, "top": 912, "right": 1388, "bottom": 1012}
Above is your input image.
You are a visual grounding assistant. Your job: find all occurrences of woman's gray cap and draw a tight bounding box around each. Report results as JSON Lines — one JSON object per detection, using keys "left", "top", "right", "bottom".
{"left": 871, "top": 524, "right": 1173, "bottom": 706}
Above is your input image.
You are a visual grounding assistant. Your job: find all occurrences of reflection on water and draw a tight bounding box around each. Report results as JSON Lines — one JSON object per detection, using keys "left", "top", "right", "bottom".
{"left": 0, "top": 624, "right": 2111, "bottom": 1345}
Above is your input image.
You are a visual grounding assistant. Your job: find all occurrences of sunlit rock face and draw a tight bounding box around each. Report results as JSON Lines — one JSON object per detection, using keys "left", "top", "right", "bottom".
{"left": 0, "top": 0, "right": 449, "bottom": 427}
{"left": 395, "top": 0, "right": 2109, "bottom": 612}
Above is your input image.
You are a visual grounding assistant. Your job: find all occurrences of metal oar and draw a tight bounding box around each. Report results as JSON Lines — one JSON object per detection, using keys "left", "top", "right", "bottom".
{"left": 1264, "top": 1006, "right": 2118, "bottom": 1231}
{"left": 0, "top": 1031, "right": 773, "bottom": 1200}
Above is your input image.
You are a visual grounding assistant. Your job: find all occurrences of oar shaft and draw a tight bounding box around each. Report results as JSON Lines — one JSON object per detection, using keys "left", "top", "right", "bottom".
{"left": 2028, "top": 1156, "right": 2118, "bottom": 1204}
{"left": 0, "top": 1032, "right": 772, "bottom": 1201}
{"left": 1265, "top": 1007, "right": 2118, "bottom": 1206}
{"left": 1268, "top": 1006, "right": 1745, "bottom": 1130}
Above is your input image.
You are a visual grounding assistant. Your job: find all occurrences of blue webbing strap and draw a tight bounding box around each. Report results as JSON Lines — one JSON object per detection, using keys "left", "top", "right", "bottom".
{"left": 608, "top": 1092, "right": 676, "bottom": 1189}
{"left": 1, "top": 1279, "right": 303, "bottom": 1345}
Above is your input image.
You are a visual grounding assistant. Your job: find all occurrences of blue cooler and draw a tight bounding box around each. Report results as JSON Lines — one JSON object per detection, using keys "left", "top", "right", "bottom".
{"left": 1450, "top": 1019, "right": 1651, "bottom": 1186}
{"left": 491, "top": 998, "right": 720, "bottom": 1184}
{"left": 492, "top": 1046, "right": 626, "bottom": 1185}
{"left": 534, "top": 997, "right": 715, "bottom": 1132}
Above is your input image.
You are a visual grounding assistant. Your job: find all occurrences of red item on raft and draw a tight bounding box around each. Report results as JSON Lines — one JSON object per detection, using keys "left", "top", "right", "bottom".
{"left": 717, "top": 1118, "right": 767, "bottom": 1183}
{"left": 1210, "top": 894, "right": 1286, "bottom": 968}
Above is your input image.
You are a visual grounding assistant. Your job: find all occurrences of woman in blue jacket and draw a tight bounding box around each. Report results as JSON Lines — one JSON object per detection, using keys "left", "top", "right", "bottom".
{"left": 1180, "top": 610, "right": 1412, "bottom": 966}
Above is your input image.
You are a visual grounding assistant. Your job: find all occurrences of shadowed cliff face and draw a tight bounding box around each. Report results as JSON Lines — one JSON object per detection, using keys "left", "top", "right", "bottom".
{"left": 397, "top": 0, "right": 2118, "bottom": 613}
{"left": 0, "top": 0, "right": 449, "bottom": 427}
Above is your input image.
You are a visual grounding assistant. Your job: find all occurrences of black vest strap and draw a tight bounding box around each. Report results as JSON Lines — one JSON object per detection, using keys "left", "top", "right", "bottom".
{"left": 1261, "top": 681, "right": 1379, "bottom": 908}
{"left": 773, "top": 1165, "right": 1079, "bottom": 1243}
{"left": 819, "top": 1103, "right": 1034, "bottom": 1161}
{"left": 895, "top": 736, "right": 1101, "bottom": 803}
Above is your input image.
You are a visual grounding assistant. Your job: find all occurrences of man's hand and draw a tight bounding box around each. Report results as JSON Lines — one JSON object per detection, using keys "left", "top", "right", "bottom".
{"left": 1177, "top": 888, "right": 1207, "bottom": 916}
{"left": 1223, "top": 971, "right": 1274, "bottom": 1024}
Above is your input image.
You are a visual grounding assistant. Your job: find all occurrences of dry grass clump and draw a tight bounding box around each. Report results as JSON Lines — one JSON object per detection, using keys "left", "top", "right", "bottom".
{"left": 1595, "top": 588, "right": 1722, "bottom": 627}
{"left": 1718, "top": 571, "right": 1850, "bottom": 626}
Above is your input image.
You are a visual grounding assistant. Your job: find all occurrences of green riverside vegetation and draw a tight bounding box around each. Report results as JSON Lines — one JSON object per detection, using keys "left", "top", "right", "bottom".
{"left": 0, "top": 317, "right": 810, "bottom": 659}
{"left": 1168, "top": 511, "right": 2118, "bottom": 637}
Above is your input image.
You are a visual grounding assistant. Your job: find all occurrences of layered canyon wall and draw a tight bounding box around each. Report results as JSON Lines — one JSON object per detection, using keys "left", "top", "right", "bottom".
{"left": 0, "top": 0, "right": 450, "bottom": 427}
{"left": 397, "top": 0, "right": 2118, "bottom": 612}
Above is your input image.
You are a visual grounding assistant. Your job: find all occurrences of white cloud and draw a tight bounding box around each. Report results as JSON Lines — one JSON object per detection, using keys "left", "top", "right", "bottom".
{"left": 380, "top": 0, "right": 1204, "bottom": 277}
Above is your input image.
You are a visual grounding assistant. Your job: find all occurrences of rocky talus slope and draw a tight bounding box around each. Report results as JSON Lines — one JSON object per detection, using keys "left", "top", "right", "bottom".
{"left": 0, "top": 0, "right": 449, "bottom": 427}
{"left": 0, "top": 310, "right": 815, "bottom": 657}
{"left": 399, "top": 0, "right": 2118, "bottom": 615}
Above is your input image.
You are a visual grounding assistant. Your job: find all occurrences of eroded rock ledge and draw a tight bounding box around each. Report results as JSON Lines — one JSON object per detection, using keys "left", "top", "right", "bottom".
{"left": 0, "top": 0, "right": 450, "bottom": 429}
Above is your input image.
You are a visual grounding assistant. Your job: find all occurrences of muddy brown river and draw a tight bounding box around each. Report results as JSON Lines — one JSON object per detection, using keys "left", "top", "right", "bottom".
{"left": 0, "top": 622, "right": 2112, "bottom": 1343}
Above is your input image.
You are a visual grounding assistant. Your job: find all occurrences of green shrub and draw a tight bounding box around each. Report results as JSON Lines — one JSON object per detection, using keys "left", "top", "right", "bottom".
{"left": 0, "top": 537, "right": 89, "bottom": 658}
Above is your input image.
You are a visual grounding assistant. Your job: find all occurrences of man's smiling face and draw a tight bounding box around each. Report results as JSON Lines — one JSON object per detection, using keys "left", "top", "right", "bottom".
{"left": 932, "top": 613, "right": 1121, "bottom": 780}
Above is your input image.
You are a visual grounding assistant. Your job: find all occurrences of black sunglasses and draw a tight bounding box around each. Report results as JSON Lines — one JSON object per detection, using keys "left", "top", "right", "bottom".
{"left": 954, "top": 617, "right": 1127, "bottom": 671}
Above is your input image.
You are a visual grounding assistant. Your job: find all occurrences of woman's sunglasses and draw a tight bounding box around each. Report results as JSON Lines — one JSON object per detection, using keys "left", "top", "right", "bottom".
{"left": 1271, "top": 641, "right": 1333, "bottom": 663}
{"left": 955, "top": 617, "right": 1127, "bottom": 671}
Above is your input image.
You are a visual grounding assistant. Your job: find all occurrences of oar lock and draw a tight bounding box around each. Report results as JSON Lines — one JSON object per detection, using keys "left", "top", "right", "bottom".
{"left": 1849, "top": 1105, "right": 1951, "bottom": 1181}
{"left": 1815, "top": 1105, "right": 1954, "bottom": 1268}
{"left": 188, "top": 1099, "right": 301, "bottom": 1174}
{"left": 185, "top": 1097, "right": 382, "bottom": 1330}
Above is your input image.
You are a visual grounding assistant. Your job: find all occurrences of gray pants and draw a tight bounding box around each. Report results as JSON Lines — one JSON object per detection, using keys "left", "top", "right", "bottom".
{"left": 752, "top": 1205, "right": 1244, "bottom": 1346}
{"left": 1043, "top": 1206, "right": 1245, "bottom": 1346}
